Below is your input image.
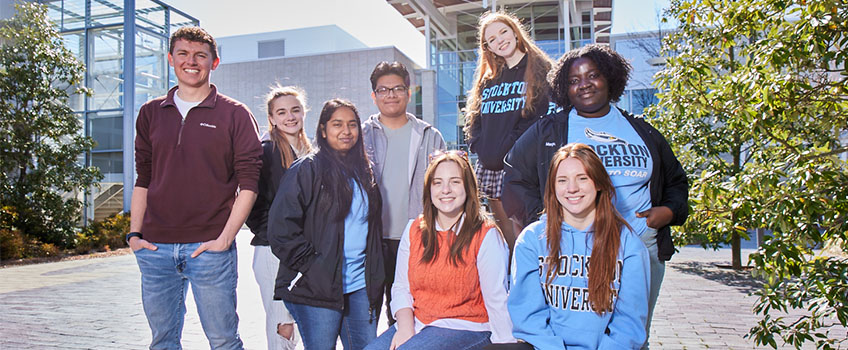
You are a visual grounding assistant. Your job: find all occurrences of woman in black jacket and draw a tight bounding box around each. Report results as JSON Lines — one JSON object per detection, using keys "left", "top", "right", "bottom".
{"left": 246, "top": 86, "right": 313, "bottom": 350}
{"left": 503, "top": 44, "right": 688, "bottom": 350}
{"left": 268, "top": 99, "right": 385, "bottom": 350}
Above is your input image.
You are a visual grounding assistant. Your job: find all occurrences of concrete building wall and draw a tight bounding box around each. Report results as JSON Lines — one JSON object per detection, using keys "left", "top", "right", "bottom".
{"left": 216, "top": 25, "right": 368, "bottom": 64}
{"left": 211, "top": 46, "right": 420, "bottom": 138}
{"left": 419, "top": 69, "right": 436, "bottom": 127}
{"left": 1, "top": 0, "right": 18, "bottom": 20}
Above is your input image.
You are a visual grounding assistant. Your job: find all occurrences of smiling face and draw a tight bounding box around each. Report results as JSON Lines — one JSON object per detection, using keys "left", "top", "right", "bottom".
{"left": 320, "top": 106, "right": 359, "bottom": 156}
{"left": 269, "top": 95, "right": 305, "bottom": 137}
{"left": 566, "top": 57, "right": 611, "bottom": 118}
{"left": 168, "top": 39, "right": 219, "bottom": 90}
{"left": 484, "top": 21, "right": 520, "bottom": 61}
{"left": 555, "top": 157, "right": 598, "bottom": 225}
{"left": 430, "top": 161, "right": 467, "bottom": 219}
{"left": 371, "top": 73, "right": 410, "bottom": 119}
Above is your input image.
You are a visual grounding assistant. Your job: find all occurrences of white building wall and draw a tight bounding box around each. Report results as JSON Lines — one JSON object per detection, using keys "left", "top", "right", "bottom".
{"left": 216, "top": 25, "right": 368, "bottom": 64}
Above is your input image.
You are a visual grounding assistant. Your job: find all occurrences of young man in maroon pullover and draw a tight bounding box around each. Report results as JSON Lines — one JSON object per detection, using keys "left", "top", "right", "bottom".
{"left": 126, "top": 26, "right": 262, "bottom": 350}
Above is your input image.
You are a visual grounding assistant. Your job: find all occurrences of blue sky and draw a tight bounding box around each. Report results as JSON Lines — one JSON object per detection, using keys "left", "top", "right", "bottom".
{"left": 166, "top": 0, "right": 672, "bottom": 67}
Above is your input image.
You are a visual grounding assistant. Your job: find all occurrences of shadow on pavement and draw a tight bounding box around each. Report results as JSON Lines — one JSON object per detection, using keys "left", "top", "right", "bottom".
{"left": 669, "top": 261, "right": 762, "bottom": 294}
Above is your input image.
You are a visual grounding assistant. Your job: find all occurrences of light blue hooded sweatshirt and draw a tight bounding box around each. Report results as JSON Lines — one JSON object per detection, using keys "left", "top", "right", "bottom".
{"left": 508, "top": 215, "right": 650, "bottom": 349}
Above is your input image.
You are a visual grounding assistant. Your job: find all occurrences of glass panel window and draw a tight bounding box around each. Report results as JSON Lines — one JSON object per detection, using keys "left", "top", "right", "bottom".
{"left": 45, "top": 1, "right": 63, "bottom": 26}
{"left": 54, "top": 0, "right": 86, "bottom": 31}
{"left": 135, "top": 0, "right": 167, "bottom": 35}
{"left": 135, "top": 29, "right": 168, "bottom": 112}
{"left": 62, "top": 31, "right": 86, "bottom": 112}
{"left": 88, "top": 26, "right": 124, "bottom": 110}
{"left": 88, "top": 111, "right": 122, "bottom": 151}
{"left": 91, "top": 151, "right": 123, "bottom": 176}
{"left": 89, "top": 0, "right": 124, "bottom": 27}
{"left": 90, "top": 151, "right": 124, "bottom": 221}
{"left": 258, "top": 39, "right": 285, "bottom": 59}
{"left": 631, "top": 88, "right": 658, "bottom": 115}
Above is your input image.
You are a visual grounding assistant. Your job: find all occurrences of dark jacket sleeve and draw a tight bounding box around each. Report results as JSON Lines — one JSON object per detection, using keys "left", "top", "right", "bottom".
{"left": 245, "top": 142, "right": 277, "bottom": 244}
{"left": 503, "top": 122, "right": 545, "bottom": 227}
{"left": 267, "top": 157, "right": 318, "bottom": 273}
{"left": 651, "top": 123, "right": 689, "bottom": 226}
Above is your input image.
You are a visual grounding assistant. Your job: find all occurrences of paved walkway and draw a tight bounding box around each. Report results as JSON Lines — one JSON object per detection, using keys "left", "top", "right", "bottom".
{"left": 0, "top": 229, "right": 839, "bottom": 349}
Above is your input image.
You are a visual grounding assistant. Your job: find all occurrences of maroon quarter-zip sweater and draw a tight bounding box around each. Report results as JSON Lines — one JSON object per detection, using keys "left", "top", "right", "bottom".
{"left": 134, "top": 85, "right": 262, "bottom": 243}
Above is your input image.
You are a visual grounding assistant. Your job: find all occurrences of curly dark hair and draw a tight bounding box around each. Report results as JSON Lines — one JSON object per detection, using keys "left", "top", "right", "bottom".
{"left": 549, "top": 44, "right": 631, "bottom": 109}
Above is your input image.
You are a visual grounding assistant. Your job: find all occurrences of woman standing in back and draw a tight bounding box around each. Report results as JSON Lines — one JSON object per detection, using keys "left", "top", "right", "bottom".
{"left": 464, "top": 11, "right": 553, "bottom": 249}
{"left": 246, "top": 85, "right": 312, "bottom": 350}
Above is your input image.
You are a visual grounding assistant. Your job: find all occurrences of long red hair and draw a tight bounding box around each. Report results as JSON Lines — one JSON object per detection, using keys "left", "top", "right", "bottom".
{"left": 463, "top": 11, "right": 552, "bottom": 141}
{"left": 543, "top": 143, "right": 631, "bottom": 315}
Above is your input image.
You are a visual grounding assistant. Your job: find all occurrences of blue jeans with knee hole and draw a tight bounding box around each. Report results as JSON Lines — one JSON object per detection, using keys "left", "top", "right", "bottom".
{"left": 134, "top": 243, "right": 243, "bottom": 350}
{"left": 365, "top": 324, "right": 491, "bottom": 350}
{"left": 285, "top": 287, "right": 377, "bottom": 350}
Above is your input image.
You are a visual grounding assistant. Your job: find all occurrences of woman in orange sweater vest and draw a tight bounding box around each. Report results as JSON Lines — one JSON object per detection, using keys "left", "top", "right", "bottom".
{"left": 364, "top": 151, "right": 515, "bottom": 350}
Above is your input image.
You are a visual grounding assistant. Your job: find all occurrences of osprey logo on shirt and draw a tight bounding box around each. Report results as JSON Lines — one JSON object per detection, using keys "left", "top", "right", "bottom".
{"left": 585, "top": 128, "right": 626, "bottom": 144}
{"left": 583, "top": 128, "right": 651, "bottom": 172}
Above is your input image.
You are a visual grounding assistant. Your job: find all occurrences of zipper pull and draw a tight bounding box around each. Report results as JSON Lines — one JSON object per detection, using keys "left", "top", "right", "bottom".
{"left": 369, "top": 306, "right": 375, "bottom": 323}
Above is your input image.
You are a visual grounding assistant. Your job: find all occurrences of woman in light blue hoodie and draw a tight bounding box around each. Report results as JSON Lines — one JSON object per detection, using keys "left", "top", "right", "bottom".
{"left": 507, "top": 143, "right": 650, "bottom": 349}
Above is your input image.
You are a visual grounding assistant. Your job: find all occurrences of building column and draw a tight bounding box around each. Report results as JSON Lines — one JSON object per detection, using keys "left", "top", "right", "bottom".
{"left": 122, "top": 0, "right": 135, "bottom": 212}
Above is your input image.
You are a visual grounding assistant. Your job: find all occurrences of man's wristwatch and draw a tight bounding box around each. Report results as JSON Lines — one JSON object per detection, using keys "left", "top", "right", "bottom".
{"left": 126, "top": 232, "right": 143, "bottom": 244}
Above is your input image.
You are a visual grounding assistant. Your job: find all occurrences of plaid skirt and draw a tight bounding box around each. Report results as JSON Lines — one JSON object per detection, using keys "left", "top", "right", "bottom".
{"left": 475, "top": 162, "right": 504, "bottom": 199}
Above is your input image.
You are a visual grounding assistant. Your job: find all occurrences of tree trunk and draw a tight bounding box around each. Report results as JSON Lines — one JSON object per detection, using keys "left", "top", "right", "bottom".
{"left": 731, "top": 230, "right": 742, "bottom": 269}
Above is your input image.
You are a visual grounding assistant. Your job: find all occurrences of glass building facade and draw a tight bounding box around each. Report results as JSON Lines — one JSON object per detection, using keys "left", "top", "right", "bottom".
{"left": 42, "top": 0, "right": 197, "bottom": 222}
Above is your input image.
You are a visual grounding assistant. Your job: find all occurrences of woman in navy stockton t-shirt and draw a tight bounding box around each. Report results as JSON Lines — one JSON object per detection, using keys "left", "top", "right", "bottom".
{"left": 464, "top": 11, "right": 553, "bottom": 251}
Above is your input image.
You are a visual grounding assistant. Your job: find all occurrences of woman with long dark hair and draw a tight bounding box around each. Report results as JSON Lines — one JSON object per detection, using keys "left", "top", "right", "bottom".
{"left": 464, "top": 11, "right": 554, "bottom": 250}
{"left": 508, "top": 143, "right": 649, "bottom": 349}
{"left": 365, "top": 151, "right": 514, "bottom": 350}
{"left": 267, "top": 99, "right": 385, "bottom": 350}
{"left": 246, "top": 85, "right": 313, "bottom": 350}
{"left": 504, "top": 44, "right": 688, "bottom": 348}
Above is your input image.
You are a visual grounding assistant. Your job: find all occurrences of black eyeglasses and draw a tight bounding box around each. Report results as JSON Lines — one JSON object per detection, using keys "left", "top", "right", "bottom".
{"left": 428, "top": 149, "right": 469, "bottom": 163}
{"left": 374, "top": 85, "right": 409, "bottom": 97}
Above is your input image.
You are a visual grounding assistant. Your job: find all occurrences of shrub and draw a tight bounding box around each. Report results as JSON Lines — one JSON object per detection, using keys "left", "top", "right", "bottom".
{"left": 1, "top": 228, "right": 63, "bottom": 260}
{"left": 75, "top": 212, "right": 130, "bottom": 254}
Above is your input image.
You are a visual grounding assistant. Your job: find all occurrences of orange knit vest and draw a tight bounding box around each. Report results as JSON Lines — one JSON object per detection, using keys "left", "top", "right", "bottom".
{"left": 408, "top": 217, "right": 494, "bottom": 324}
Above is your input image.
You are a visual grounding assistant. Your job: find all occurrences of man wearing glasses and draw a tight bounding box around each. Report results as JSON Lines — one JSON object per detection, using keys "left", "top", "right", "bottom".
{"left": 362, "top": 61, "right": 447, "bottom": 326}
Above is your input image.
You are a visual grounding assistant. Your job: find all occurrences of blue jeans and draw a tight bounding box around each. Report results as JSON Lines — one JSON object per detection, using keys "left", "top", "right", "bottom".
{"left": 640, "top": 227, "right": 666, "bottom": 350}
{"left": 134, "top": 243, "right": 243, "bottom": 350}
{"left": 365, "top": 325, "right": 491, "bottom": 350}
{"left": 285, "top": 287, "right": 377, "bottom": 350}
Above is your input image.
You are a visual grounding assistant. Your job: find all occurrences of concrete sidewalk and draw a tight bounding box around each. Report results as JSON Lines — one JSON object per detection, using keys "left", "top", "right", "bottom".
{"left": 0, "top": 229, "right": 838, "bottom": 349}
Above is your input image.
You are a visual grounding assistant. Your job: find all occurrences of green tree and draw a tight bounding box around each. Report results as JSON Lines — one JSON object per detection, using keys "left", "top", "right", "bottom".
{"left": 0, "top": 3, "right": 101, "bottom": 247}
{"left": 648, "top": 0, "right": 848, "bottom": 348}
